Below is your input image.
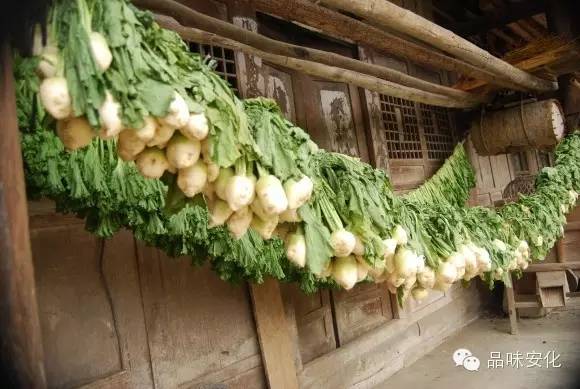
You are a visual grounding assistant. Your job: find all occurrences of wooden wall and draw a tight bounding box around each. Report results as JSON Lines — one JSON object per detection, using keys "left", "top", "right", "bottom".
{"left": 29, "top": 201, "right": 266, "bottom": 389}
{"left": 26, "top": 1, "right": 487, "bottom": 388}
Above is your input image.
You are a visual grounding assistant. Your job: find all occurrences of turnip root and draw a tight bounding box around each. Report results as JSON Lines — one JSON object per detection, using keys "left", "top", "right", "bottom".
{"left": 181, "top": 112, "right": 209, "bottom": 140}
{"left": 159, "top": 92, "right": 189, "bottom": 128}
{"left": 89, "top": 32, "right": 113, "bottom": 72}
{"left": 177, "top": 161, "right": 207, "bottom": 197}
{"left": 99, "top": 91, "right": 123, "bottom": 139}
{"left": 215, "top": 168, "right": 234, "bottom": 200}
{"left": 132, "top": 116, "right": 157, "bottom": 143}
{"left": 279, "top": 208, "right": 302, "bottom": 223}
{"left": 330, "top": 229, "right": 356, "bottom": 257}
{"left": 284, "top": 176, "right": 314, "bottom": 209}
{"left": 392, "top": 225, "right": 408, "bottom": 246}
{"left": 382, "top": 238, "right": 397, "bottom": 260}
{"left": 37, "top": 46, "right": 59, "bottom": 79}
{"left": 473, "top": 246, "right": 492, "bottom": 273}
{"left": 352, "top": 236, "right": 365, "bottom": 256}
{"left": 147, "top": 124, "right": 175, "bottom": 148}
{"left": 166, "top": 133, "right": 201, "bottom": 169}
{"left": 286, "top": 233, "right": 306, "bottom": 268}
{"left": 412, "top": 287, "right": 429, "bottom": 301}
{"left": 225, "top": 175, "right": 256, "bottom": 211}
{"left": 256, "top": 175, "right": 288, "bottom": 215}
{"left": 460, "top": 245, "right": 478, "bottom": 279}
{"left": 251, "top": 196, "right": 273, "bottom": 221}
{"left": 202, "top": 182, "right": 216, "bottom": 203}
{"left": 135, "top": 147, "right": 170, "bottom": 179}
{"left": 437, "top": 261, "right": 457, "bottom": 285}
{"left": 201, "top": 138, "right": 212, "bottom": 163}
{"left": 416, "top": 266, "right": 436, "bottom": 289}
{"left": 394, "top": 247, "right": 418, "bottom": 278}
{"left": 208, "top": 200, "right": 234, "bottom": 228}
{"left": 251, "top": 214, "right": 279, "bottom": 240}
{"left": 356, "top": 257, "right": 370, "bottom": 282}
{"left": 227, "top": 207, "right": 253, "bottom": 239}
{"left": 448, "top": 252, "right": 466, "bottom": 279}
{"left": 56, "top": 117, "right": 95, "bottom": 150}
{"left": 206, "top": 162, "right": 220, "bottom": 183}
{"left": 386, "top": 271, "right": 405, "bottom": 287}
{"left": 433, "top": 279, "right": 452, "bottom": 292}
{"left": 332, "top": 256, "right": 358, "bottom": 290}
{"left": 117, "top": 129, "right": 146, "bottom": 161}
{"left": 39, "top": 77, "right": 72, "bottom": 119}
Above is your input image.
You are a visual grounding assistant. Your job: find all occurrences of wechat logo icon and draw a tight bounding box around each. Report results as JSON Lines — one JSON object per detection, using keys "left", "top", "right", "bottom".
{"left": 453, "top": 348, "right": 480, "bottom": 372}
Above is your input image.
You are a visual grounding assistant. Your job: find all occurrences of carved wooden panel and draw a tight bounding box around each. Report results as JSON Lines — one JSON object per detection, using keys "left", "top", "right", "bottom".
{"left": 331, "top": 283, "right": 394, "bottom": 345}
{"left": 137, "top": 246, "right": 265, "bottom": 388}
{"left": 263, "top": 64, "right": 297, "bottom": 121}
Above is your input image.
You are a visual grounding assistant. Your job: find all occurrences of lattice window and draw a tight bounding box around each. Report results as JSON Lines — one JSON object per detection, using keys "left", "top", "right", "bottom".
{"left": 189, "top": 42, "right": 239, "bottom": 95}
{"left": 419, "top": 104, "right": 455, "bottom": 160}
{"left": 380, "top": 94, "right": 455, "bottom": 161}
{"left": 380, "top": 94, "right": 422, "bottom": 159}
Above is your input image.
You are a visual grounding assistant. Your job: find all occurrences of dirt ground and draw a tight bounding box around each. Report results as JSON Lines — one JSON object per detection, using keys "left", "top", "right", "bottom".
{"left": 382, "top": 307, "right": 580, "bottom": 389}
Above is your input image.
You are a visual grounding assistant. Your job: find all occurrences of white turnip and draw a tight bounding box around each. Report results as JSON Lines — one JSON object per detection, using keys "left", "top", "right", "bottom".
{"left": 177, "top": 160, "right": 207, "bottom": 197}
{"left": 135, "top": 147, "right": 169, "bottom": 179}
{"left": 56, "top": 117, "right": 95, "bottom": 150}
{"left": 166, "top": 133, "right": 201, "bottom": 169}
{"left": 39, "top": 77, "right": 72, "bottom": 120}
{"left": 329, "top": 229, "right": 356, "bottom": 257}
{"left": 181, "top": 112, "right": 209, "bottom": 140}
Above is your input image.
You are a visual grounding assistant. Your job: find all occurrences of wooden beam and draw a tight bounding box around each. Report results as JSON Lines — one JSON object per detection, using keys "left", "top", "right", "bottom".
{"left": 248, "top": 0, "right": 542, "bottom": 91}
{"left": 249, "top": 279, "right": 299, "bottom": 389}
{"left": 317, "top": 0, "right": 555, "bottom": 93}
{"left": 155, "top": 15, "right": 479, "bottom": 108}
{"left": 133, "top": 0, "right": 483, "bottom": 105}
{"left": 455, "top": 38, "right": 576, "bottom": 91}
{"left": 0, "top": 43, "right": 46, "bottom": 388}
{"left": 449, "top": 1, "right": 546, "bottom": 36}
{"left": 524, "top": 262, "right": 580, "bottom": 272}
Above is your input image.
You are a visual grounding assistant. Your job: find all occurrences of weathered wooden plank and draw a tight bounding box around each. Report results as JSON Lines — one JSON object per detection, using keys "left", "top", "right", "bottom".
{"left": 250, "top": 279, "right": 300, "bottom": 389}
{"left": 0, "top": 42, "right": 47, "bottom": 388}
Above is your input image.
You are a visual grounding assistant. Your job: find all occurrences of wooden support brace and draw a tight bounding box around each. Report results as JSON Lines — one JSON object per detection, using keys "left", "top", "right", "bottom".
{"left": 250, "top": 279, "right": 300, "bottom": 389}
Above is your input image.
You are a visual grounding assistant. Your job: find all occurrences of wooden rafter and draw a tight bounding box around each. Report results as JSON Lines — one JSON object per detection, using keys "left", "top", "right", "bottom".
{"left": 248, "top": 0, "right": 548, "bottom": 92}
{"left": 154, "top": 15, "right": 478, "bottom": 108}
{"left": 455, "top": 37, "right": 579, "bottom": 91}
{"left": 316, "top": 0, "right": 555, "bottom": 93}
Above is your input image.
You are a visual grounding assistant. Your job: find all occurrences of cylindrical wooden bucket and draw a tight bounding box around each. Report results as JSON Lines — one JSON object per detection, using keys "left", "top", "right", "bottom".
{"left": 470, "top": 99, "right": 565, "bottom": 156}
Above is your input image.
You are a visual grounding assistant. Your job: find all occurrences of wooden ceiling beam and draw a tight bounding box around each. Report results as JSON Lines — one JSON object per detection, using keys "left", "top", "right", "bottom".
{"left": 132, "top": 0, "right": 483, "bottom": 105}
{"left": 449, "top": 1, "right": 546, "bottom": 36}
{"left": 249, "top": 0, "right": 545, "bottom": 92}
{"left": 316, "top": 0, "right": 555, "bottom": 92}
{"left": 154, "top": 15, "right": 479, "bottom": 108}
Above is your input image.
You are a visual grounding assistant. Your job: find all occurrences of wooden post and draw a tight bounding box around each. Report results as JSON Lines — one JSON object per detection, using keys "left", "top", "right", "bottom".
{"left": 0, "top": 43, "right": 47, "bottom": 387}
{"left": 250, "top": 280, "right": 300, "bottom": 389}
{"left": 505, "top": 274, "right": 518, "bottom": 335}
{"left": 318, "top": 0, "right": 555, "bottom": 93}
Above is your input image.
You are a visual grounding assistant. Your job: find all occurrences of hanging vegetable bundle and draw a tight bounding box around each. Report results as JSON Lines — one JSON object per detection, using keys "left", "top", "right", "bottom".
{"left": 16, "top": 0, "right": 580, "bottom": 303}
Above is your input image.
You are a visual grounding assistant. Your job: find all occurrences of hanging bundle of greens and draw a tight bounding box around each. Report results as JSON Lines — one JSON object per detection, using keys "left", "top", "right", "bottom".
{"left": 16, "top": 0, "right": 580, "bottom": 303}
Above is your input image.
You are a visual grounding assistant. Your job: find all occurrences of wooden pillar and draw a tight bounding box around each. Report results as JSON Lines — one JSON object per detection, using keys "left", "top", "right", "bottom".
{"left": 0, "top": 43, "right": 47, "bottom": 387}
{"left": 228, "top": 3, "right": 299, "bottom": 387}
{"left": 546, "top": 0, "right": 580, "bottom": 128}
